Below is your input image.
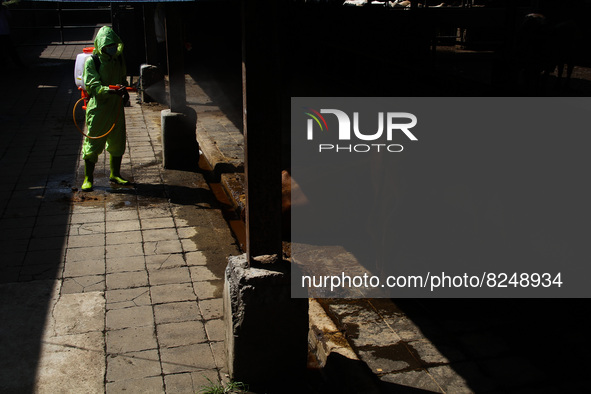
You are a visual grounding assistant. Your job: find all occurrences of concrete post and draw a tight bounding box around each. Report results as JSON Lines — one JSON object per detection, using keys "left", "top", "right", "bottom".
{"left": 140, "top": 64, "right": 165, "bottom": 104}
{"left": 161, "top": 108, "right": 199, "bottom": 171}
{"left": 224, "top": 255, "right": 309, "bottom": 389}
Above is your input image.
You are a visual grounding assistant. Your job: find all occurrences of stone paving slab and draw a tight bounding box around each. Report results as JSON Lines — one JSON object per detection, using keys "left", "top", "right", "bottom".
{"left": 157, "top": 320, "right": 208, "bottom": 348}
{"left": 160, "top": 343, "right": 217, "bottom": 374}
{"left": 106, "top": 350, "right": 162, "bottom": 382}
{"left": 106, "top": 376, "right": 165, "bottom": 394}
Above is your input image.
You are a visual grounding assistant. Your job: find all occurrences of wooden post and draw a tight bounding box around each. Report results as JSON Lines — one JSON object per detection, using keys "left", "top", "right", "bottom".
{"left": 143, "top": 4, "right": 158, "bottom": 65}
{"left": 224, "top": 4, "right": 309, "bottom": 389}
{"left": 242, "top": 0, "right": 283, "bottom": 262}
{"left": 164, "top": 4, "right": 186, "bottom": 112}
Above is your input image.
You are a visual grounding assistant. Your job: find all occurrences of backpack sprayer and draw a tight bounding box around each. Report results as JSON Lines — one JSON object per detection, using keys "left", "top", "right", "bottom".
{"left": 73, "top": 47, "right": 137, "bottom": 139}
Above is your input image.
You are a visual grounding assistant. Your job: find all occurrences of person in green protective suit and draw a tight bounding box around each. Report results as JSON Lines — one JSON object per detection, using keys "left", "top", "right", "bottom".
{"left": 81, "top": 26, "right": 130, "bottom": 191}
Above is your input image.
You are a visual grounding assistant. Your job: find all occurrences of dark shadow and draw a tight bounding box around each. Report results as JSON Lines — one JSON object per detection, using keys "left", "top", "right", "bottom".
{"left": 184, "top": 0, "right": 242, "bottom": 131}
{"left": 0, "top": 44, "right": 85, "bottom": 391}
{"left": 285, "top": 2, "right": 591, "bottom": 392}
{"left": 305, "top": 351, "right": 439, "bottom": 394}
{"left": 394, "top": 298, "right": 591, "bottom": 391}
{"left": 186, "top": 64, "right": 243, "bottom": 133}
{"left": 109, "top": 182, "right": 219, "bottom": 209}
{"left": 318, "top": 298, "right": 591, "bottom": 392}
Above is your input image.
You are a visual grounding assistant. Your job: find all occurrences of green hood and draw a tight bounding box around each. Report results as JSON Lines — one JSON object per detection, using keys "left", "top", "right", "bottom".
{"left": 93, "top": 26, "right": 124, "bottom": 58}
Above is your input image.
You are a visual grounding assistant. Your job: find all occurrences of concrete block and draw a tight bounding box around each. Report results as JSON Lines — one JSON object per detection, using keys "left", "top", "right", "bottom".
{"left": 181, "top": 238, "right": 198, "bottom": 252}
{"left": 35, "top": 333, "right": 105, "bottom": 394}
{"left": 106, "top": 305, "right": 154, "bottom": 330}
{"left": 105, "top": 210, "right": 138, "bottom": 222}
{"left": 66, "top": 246, "right": 104, "bottom": 262}
{"left": 141, "top": 217, "right": 175, "bottom": 229}
{"left": 185, "top": 251, "right": 207, "bottom": 266}
{"left": 148, "top": 266, "right": 192, "bottom": 286}
{"left": 106, "top": 230, "right": 142, "bottom": 245}
{"left": 193, "top": 280, "right": 223, "bottom": 300}
{"left": 161, "top": 109, "right": 199, "bottom": 171}
{"left": 139, "top": 64, "right": 165, "bottom": 104}
{"left": 70, "top": 212, "right": 105, "bottom": 224}
{"left": 106, "top": 326, "right": 158, "bottom": 354}
{"left": 106, "top": 376, "right": 164, "bottom": 394}
{"left": 160, "top": 343, "right": 216, "bottom": 374}
{"left": 106, "top": 350, "right": 161, "bottom": 382}
{"left": 138, "top": 206, "right": 171, "bottom": 219}
{"left": 165, "top": 370, "right": 220, "bottom": 394}
{"left": 106, "top": 271, "right": 149, "bottom": 290}
{"left": 224, "top": 254, "right": 309, "bottom": 389}
{"left": 150, "top": 283, "right": 196, "bottom": 304}
{"left": 63, "top": 259, "right": 104, "bottom": 278}
{"left": 106, "top": 219, "right": 141, "bottom": 233}
{"left": 204, "top": 319, "right": 225, "bottom": 342}
{"left": 50, "top": 292, "right": 105, "bottom": 336}
{"left": 61, "top": 276, "right": 105, "bottom": 294}
{"left": 199, "top": 298, "right": 223, "bottom": 320}
{"left": 106, "top": 243, "right": 145, "bottom": 259}
{"left": 144, "top": 240, "right": 183, "bottom": 255}
{"left": 210, "top": 340, "right": 227, "bottom": 372}
{"left": 190, "top": 265, "right": 219, "bottom": 281}
{"left": 106, "top": 287, "right": 151, "bottom": 310}
{"left": 156, "top": 320, "right": 207, "bottom": 348}
{"left": 163, "top": 373, "right": 194, "bottom": 394}
{"left": 142, "top": 228, "right": 178, "bottom": 242}
{"left": 153, "top": 301, "right": 202, "bottom": 324}
{"left": 145, "top": 254, "right": 186, "bottom": 270}
{"left": 107, "top": 255, "right": 146, "bottom": 274}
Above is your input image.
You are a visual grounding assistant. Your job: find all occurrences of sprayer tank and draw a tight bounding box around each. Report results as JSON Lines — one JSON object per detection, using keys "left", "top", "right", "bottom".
{"left": 74, "top": 47, "right": 94, "bottom": 89}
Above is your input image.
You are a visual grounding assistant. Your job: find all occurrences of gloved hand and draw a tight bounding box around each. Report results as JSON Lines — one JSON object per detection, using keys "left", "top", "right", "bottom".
{"left": 122, "top": 89, "right": 130, "bottom": 105}
{"left": 107, "top": 85, "right": 127, "bottom": 96}
{"left": 107, "top": 85, "right": 129, "bottom": 104}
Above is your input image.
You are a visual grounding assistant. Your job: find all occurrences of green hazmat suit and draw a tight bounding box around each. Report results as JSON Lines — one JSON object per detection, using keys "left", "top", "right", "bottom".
{"left": 82, "top": 26, "right": 127, "bottom": 163}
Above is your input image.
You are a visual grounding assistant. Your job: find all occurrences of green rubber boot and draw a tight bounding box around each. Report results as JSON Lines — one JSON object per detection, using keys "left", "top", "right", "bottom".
{"left": 109, "top": 155, "right": 130, "bottom": 185}
{"left": 81, "top": 160, "right": 95, "bottom": 191}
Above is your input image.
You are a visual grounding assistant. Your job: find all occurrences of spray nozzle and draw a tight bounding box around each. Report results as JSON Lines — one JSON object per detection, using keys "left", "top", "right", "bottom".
{"left": 109, "top": 85, "right": 138, "bottom": 92}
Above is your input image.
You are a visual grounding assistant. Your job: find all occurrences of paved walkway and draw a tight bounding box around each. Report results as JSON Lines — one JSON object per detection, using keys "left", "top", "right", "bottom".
{"left": 0, "top": 43, "right": 238, "bottom": 393}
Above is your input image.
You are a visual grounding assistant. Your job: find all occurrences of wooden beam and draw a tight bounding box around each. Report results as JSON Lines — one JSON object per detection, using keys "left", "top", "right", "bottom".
{"left": 242, "top": 0, "right": 283, "bottom": 262}
{"left": 164, "top": 4, "right": 186, "bottom": 112}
